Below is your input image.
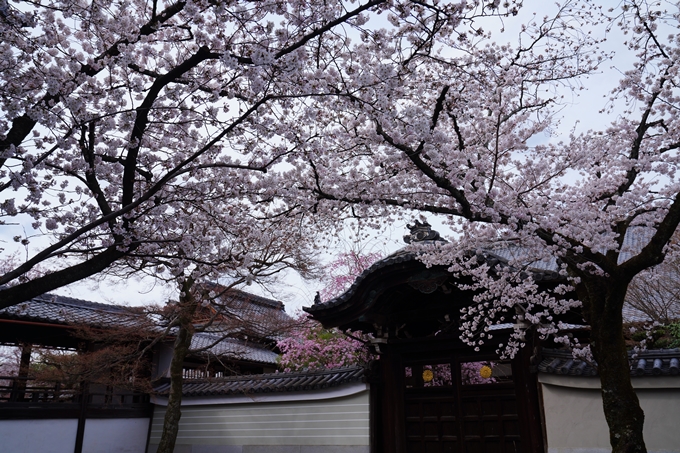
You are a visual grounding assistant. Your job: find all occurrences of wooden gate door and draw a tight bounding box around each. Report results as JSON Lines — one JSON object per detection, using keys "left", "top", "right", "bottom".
{"left": 402, "top": 356, "right": 522, "bottom": 453}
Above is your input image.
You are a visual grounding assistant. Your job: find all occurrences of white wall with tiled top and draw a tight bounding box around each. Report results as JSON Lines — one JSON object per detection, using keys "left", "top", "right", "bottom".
{"left": 147, "top": 390, "right": 370, "bottom": 453}
{"left": 539, "top": 374, "right": 680, "bottom": 453}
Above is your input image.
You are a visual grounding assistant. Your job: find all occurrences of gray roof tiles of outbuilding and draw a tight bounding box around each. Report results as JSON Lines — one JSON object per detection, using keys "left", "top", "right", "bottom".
{"left": 199, "top": 284, "right": 292, "bottom": 340}
{"left": 0, "top": 291, "right": 284, "bottom": 364}
{"left": 539, "top": 348, "right": 680, "bottom": 377}
{"left": 155, "top": 366, "right": 366, "bottom": 397}
{"left": 0, "top": 293, "right": 146, "bottom": 328}
{"left": 190, "top": 333, "right": 279, "bottom": 365}
{"left": 621, "top": 304, "right": 654, "bottom": 323}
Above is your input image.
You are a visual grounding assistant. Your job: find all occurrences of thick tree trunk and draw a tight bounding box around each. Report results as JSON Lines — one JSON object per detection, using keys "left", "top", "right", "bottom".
{"left": 577, "top": 275, "right": 647, "bottom": 453}
{"left": 156, "top": 279, "right": 198, "bottom": 453}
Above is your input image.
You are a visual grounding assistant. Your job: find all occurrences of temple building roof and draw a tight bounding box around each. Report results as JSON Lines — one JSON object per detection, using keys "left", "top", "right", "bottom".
{"left": 0, "top": 289, "right": 284, "bottom": 364}
{"left": 0, "top": 293, "right": 146, "bottom": 329}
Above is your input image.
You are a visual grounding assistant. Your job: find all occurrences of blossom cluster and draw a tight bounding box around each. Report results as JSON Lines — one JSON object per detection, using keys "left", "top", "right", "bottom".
{"left": 277, "top": 314, "right": 372, "bottom": 373}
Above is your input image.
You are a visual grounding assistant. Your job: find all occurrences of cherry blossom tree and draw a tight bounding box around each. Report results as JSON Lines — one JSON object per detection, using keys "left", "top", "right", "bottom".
{"left": 319, "top": 250, "right": 383, "bottom": 301}
{"left": 1, "top": 0, "right": 494, "bottom": 307}
{"left": 0, "top": 345, "right": 20, "bottom": 377}
{"left": 278, "top": 251, "right": 380, "bottom": 372}
{"left": 277, "top": 313, "right": 371, "bottom": 372}
{"left": 282, "top": 1, "right": 680, "bottom": 451}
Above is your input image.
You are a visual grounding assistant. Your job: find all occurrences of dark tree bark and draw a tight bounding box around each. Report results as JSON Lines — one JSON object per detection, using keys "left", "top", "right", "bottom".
{"left": 577, "top": 275, "right": 646, "bottom": 453}
{"left": 156, "top": 278, "right": 199, "bottom": 453}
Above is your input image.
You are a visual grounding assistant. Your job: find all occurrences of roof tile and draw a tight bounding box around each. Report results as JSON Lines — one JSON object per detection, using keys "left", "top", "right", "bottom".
{"left": 156, "top": 366, "right": 366, "bottom": 397}
{"left": 539, "top": 348, "right": 680, "bottom": 377}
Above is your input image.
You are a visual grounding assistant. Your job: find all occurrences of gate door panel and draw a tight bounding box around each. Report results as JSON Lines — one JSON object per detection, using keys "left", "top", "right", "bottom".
{"left": 405, "top": 393, "right": 458, "bottom": 453}
{"left": 404, "top": 361, "right": 458, "bottom": 453}
{"left": 402, "top": 357, "right": 521, "bottom": 453}
{"left": 459, "top": 388, "right": 520, "bottom": 453}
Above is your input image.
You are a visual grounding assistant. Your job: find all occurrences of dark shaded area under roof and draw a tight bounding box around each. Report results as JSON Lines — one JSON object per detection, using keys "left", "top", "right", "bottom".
{"left": 154, "top": 366, "right": 366, "bottom": 397}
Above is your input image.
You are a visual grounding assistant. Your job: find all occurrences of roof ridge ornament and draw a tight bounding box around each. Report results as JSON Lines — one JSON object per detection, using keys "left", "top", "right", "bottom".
{"left": 403, "top": 220, "right": 444, "bottom": 244}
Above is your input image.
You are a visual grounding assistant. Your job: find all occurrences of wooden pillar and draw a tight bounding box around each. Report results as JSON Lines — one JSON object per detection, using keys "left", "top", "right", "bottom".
{"left": 13, "top": 343, "right": 32, "bottom": 401}
{"left": 74, "top": 381, "right": 89, "bottom": 453}
{"left": 380, "top": 344, "right": 405, "bottom": 453}
{"left": 368, "top": 360, "right": 382, "bottom": 453}
{"left": 512, "top": 335, "right": 545, "bottom": 453}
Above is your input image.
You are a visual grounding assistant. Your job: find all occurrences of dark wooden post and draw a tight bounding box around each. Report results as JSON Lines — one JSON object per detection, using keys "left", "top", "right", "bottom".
{"left": 74, "top": 381, "right": 89, "bottom": 453}
{"left": 368, "top": 360, "right": 383, "bottom": 453}
{"left": 13, "top": 343, "right": 32, "bottom": 401}
{"left": 512, "top": 335, "right": 546, "bottom": 453}
{"left": 380, "top": 344, "right": 406, "bottom": 453}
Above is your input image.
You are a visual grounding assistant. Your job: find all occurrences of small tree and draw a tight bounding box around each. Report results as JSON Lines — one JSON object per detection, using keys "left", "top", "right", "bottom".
{"left": 278, "top": 251, "right": 380, "bottom": 372}
{"left": 319, "top": 250, "right": 384, "bottom": 302}
{"left": 30, "top": 325, "right": 156, "bottom": 395}
{"left": 277, "top": 313, "right": 371, "bottom": 373}
{"left": 154, "top": 277, "right": 297, "bottom": 453}
{"left": 154, "top": 277, "right": 198, "bottom": 453}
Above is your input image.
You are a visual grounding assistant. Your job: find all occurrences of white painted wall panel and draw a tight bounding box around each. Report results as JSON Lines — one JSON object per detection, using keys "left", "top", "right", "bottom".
{"left": 0, "top": 419, "right": 77, "bottom": 453}
{"left": 83, "top": 418, "right": 151, "bottom": 453}
{"left": 0, "top": 418, "right": 150, "bottom": 453}
{"left": 149, "top": 391, "right": 370, "bottom": 447}
{"left": 541, "top": 381, "right": 680, "bottom": 453}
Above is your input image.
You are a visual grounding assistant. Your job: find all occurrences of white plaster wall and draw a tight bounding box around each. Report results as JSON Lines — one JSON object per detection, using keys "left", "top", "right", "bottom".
{"left": 540, "top": 377, "right": 680, "bottom": 453}
{"left": 0, "top": 419, "right": 77, "bottom": 453}
{"left": 148, "top": 390, "right": 370, "bottom": 449}
{"left": 83, "top": 418, "right": 151, "bottom": 453}
{"left": 0, "top": 418, "right": 150, "bottom": 453}
{"left": 152, "top": 342, "right": 174, "bottom": 379}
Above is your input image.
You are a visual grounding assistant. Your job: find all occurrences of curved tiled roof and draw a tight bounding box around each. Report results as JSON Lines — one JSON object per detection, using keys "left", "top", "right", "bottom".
{"left": 304, "top": 247, "right": 424, "bottom": 314}
{"left": 305, "top": 240, "right": 562, "bottom": 315}
{"left": 155, "top": 366, "right": 366, "bottom": 397}
{"left": 190, "top": 333, "right": 279, "bottom": 365}
{"left": 539, "top": 348, "right": 680, "bottom": 377}
{"left": 0, "top": 293, "right": 145, "bottom": 328}
{"left": 306, "top": 228, "right": 655, "bottom": 318}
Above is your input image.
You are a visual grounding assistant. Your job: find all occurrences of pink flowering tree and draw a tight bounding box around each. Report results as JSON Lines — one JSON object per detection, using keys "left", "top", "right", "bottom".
{"left": 277, "top": 313, "right": 371, "bottom": 372}
{"left": 319, "top": 251, "right": 383, "bottom": 302}
{"left": 0, "top": 0, "right": 484, "bottom": 308}
{"left": 282, "top": 2, "right": 680, "bottom": 451}
{"left": 278, "top": 251, "right": 381, "bottom": 372}
{"left": 460, "top": 362, "right": 497, "bottom": 386}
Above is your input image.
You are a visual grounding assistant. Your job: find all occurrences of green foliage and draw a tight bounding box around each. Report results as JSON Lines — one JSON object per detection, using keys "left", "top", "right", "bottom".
{"left": 626, "top": 321, "right": 680, "bottom": 349}
{"left": 668, "top": 322, "right": 680, "bottom": 348}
